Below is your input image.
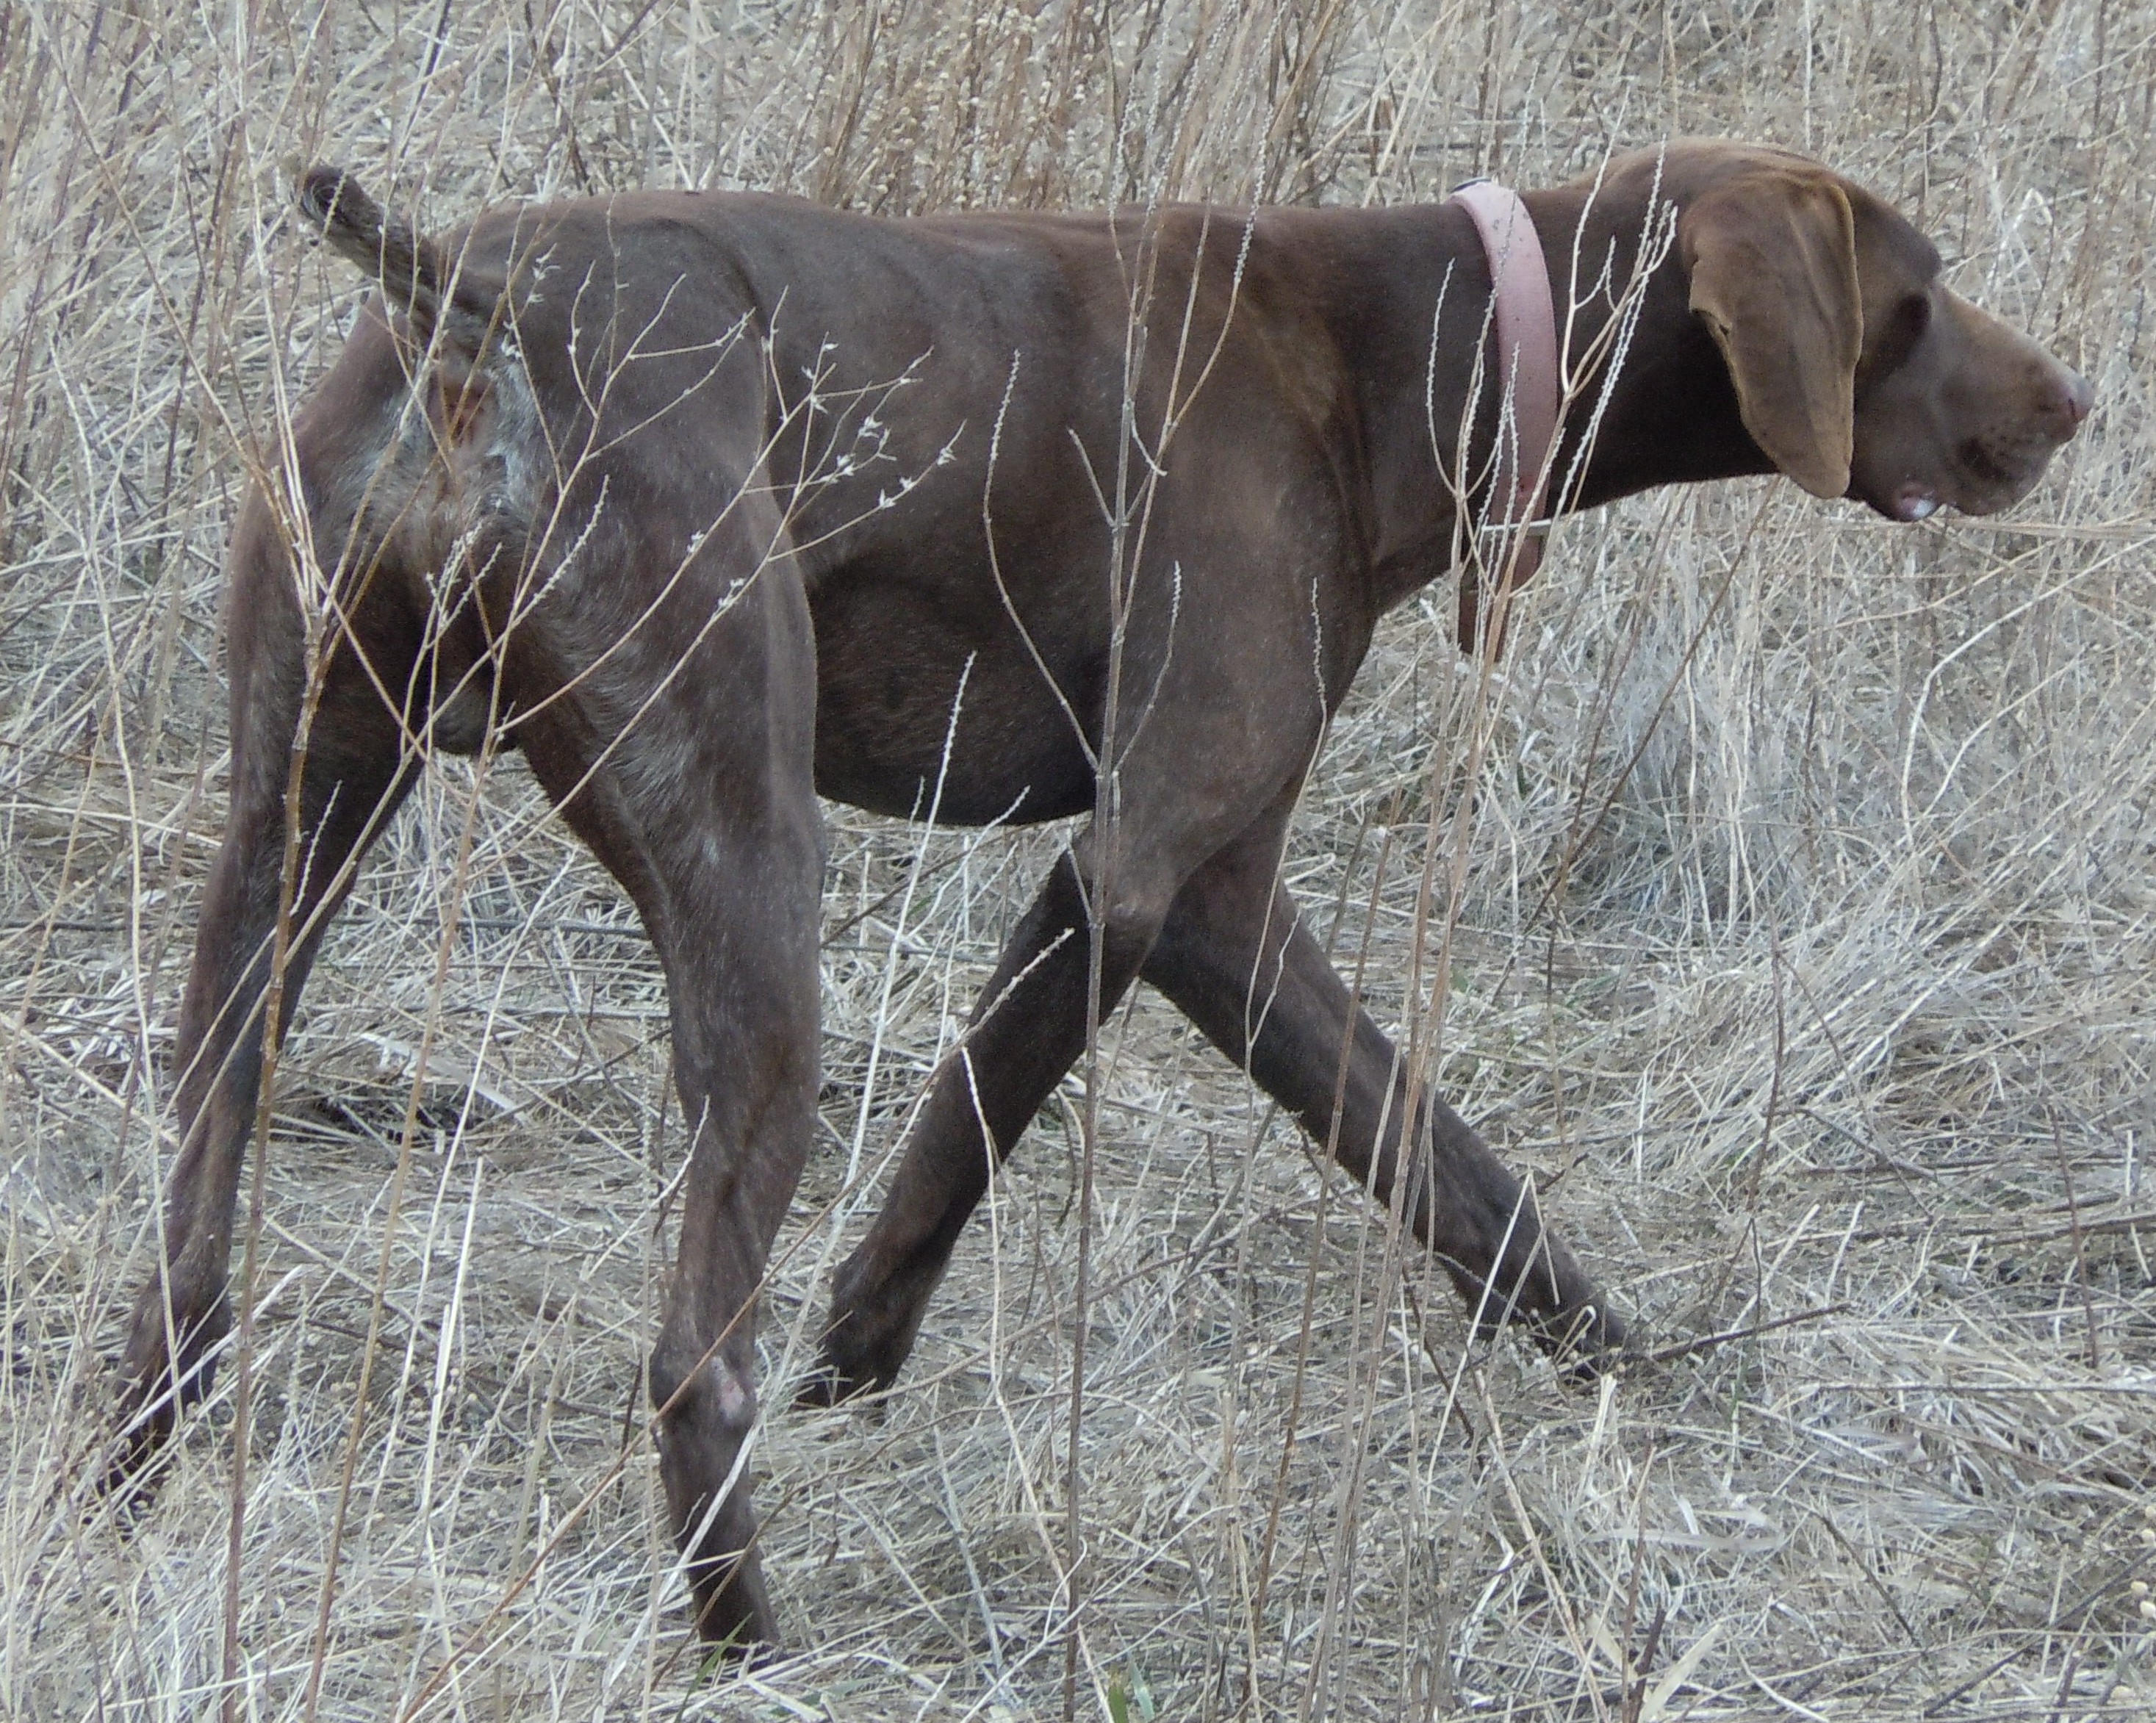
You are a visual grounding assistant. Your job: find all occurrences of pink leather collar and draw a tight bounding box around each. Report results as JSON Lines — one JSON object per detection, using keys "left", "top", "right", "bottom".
{"left": 1447, "top": 179, "right": 1559, "bottom": 652}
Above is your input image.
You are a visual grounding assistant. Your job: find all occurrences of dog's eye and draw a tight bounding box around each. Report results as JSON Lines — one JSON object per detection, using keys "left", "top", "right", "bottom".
{"left": 1861, "top": 290, "right": 1932, "bottom": 380}
{"left": 1880, "top": 292, "right": 1931, "bottom": 365}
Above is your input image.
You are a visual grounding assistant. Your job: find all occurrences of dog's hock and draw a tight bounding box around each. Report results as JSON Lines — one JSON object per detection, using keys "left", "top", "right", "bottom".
{"left": 652, "top": 1343, "right": 759, "bottom": 1436}
{"left": 710, "top": 1358, "right": 755, "bottom": 1428}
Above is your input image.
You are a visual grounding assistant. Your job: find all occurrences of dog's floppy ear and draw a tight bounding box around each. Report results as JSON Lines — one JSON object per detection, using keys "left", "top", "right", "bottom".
{"left": 1681, "top": 170, "right": 1862, "bottom": 498}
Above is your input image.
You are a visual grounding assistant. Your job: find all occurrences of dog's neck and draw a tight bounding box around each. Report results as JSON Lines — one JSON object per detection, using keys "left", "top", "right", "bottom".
{"left": 1316, "top": 189, "right": 1775, "bottom": 615}
{"left": 1529, "top": 186, "right": 1778, "bottom": 504}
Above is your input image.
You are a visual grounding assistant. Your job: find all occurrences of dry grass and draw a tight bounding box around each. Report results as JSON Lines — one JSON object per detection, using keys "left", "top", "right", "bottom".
{"left": 4, "top": 1, "right": 2155, "bottom": 1717}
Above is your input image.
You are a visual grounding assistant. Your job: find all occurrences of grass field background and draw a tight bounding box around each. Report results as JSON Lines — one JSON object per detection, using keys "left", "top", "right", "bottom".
{"left": 3, "top": 1, "right": 2153, "bottom": 1717}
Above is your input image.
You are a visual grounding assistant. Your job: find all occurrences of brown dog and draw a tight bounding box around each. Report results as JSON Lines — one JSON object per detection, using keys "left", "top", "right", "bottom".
{"left": 111, "top": 140, "right": 2088, "bottom": 1645}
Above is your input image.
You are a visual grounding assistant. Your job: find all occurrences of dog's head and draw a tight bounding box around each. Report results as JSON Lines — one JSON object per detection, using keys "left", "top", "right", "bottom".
{"left": 1623, "top": 141, "right": 2090, "bottom": 519}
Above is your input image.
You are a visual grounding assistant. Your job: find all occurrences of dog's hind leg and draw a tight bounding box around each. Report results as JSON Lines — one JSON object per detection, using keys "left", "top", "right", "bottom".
{"left": 646, "top": 839, "right": 819, "bottom": 1652}
{"left": 110, "top": 495, "right": 423, "bottom": 1489}
{"left": 639, "top": 800, "right": 819, "bottom": 1650}
{"left": 514, "top": 513, "right": 822, "bottom": 1650}
{"left": 1140, "top": 802, "right": 1628, "bottom": 1369}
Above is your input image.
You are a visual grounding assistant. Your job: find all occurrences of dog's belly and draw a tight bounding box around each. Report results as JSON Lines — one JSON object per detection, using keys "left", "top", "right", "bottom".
{"left": 810, "top": 568, "right": 1100, "bottom": 827}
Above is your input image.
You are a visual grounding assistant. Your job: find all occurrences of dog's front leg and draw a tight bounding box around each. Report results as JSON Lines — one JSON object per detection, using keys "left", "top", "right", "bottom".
{"left": 1142, "top": 800, "right": 1628, "bottom": 1370}
{"left": 805, "top": 847, "right": 1160, "bottom": 1405}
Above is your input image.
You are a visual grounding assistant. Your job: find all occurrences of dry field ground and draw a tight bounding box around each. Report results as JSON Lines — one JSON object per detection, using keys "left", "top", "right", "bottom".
{"left": 4, "top": 1, "right": 2155, "bottom": 1718}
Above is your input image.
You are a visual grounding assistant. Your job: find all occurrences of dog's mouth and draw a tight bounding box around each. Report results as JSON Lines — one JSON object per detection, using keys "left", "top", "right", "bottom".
{"left": 1858, "top": 428, "right": 2070, "bottom": 522}
{"left": 1945, "top": 431, "right": 2058, "bottom": 516}
{"left": 1881, "top": 480, "right": 1944, "bottom": 522}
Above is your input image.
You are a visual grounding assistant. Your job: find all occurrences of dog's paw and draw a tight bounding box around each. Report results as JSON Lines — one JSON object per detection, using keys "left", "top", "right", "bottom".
{"left": 802, "top": 1265, "right": 932, "bottom": 1409}
{"left": 794, "top": 1345, "right": 894, "bottom": 1411}
{"left": 793, "top": 1363, "right": 858, "bottom": 1410}
{"left": 98, "top": 1383, "right": 187, "bottom": 1517}
{"left": 1534, "top": 1300, "right": 1634, "bottom": 1384}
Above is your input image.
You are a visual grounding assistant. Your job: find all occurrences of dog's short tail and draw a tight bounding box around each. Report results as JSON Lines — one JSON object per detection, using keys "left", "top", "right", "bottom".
{"left": 295, "top": 164, "right": 497, "bottom": 348}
